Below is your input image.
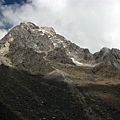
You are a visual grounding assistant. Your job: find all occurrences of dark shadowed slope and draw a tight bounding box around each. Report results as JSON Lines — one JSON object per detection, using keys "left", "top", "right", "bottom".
{"left": 0, "top": 64, "right": 88, "bottom": 120}
{"left": 0, "top": 64, "right": 120, "bottom": 120}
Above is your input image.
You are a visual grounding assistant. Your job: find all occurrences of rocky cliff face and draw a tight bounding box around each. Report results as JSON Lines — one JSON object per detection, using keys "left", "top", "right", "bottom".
{"left": 0, "top": 22, "right": 120, "bottom": 120}
{"left": 0, "top": 22, "right": 94, "bottom": 74}
{"left": 93, "top": 47, "right": 120, "bottom": 69}
{"left": 0, "top": 22, "right": 120, "bottom": 73}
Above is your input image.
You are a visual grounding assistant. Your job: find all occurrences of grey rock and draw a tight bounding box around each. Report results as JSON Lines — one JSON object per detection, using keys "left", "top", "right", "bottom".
{"left": 0, "top": 22, "right": 120, "bottom": 74}
{"left": 0, "top": 22, "right": 94, "bottom": 73}
{"left": 93, "top": 47, "right": 120, "bottom": 69}
{"left": 47, "top": 48, "right": 74, "bottom": 64}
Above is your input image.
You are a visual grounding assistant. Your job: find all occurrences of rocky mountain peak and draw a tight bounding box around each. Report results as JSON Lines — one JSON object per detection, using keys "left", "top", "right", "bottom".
{"left": 101, "top": 47, "right": 110, "bottom": 53}
{"left": 40, "top": 27, "right": 56, "bottom": 36}
{"left": 20, "top": 22, "right": 56, "bottom": 37}
{"left": 0, "top": 22, "right": 120, "bottom": 74}
{"left": 20, "top": 22, "right": 39, "bottom": 29}
{"left": 93, "top": 47, "right": 120, "bottom": 69}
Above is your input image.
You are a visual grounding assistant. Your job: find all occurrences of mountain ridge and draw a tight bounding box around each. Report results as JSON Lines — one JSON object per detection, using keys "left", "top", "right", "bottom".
{"left": 0, "top": 22, "right": 120, "bottom": 74}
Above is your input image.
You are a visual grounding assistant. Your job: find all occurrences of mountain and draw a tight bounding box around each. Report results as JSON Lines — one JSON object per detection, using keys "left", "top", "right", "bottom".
{"left": 0, "top": 22, "right": 120, "bottom": 120}
{"left": 93, "top": 47, "right": 120, "bottom": 69}
{"left": 0, "top": 22, "right": 94, "bottom": 74}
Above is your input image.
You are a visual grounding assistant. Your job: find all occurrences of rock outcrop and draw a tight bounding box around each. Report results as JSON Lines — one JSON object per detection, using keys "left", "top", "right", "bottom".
{"left": 0, "top": 22, "right": 94, "bottom": 74}
{"left": 93, "top": 47, "right": 120, "bottom": 69}
{"left": 1, "top": 22, "right": 120, "bottom": 73}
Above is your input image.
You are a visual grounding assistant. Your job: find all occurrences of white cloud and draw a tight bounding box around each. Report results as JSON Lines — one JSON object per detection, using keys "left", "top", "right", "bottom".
{"left": 0, "top": 21, "right": 4, "bottom": 27}
{"left": 0, "top": 0, "right": 120, "bottom": 53}
{"left": 32, "top": 0, "right": 67, "bottom": 11}
{"left": 0, "top": 29, "right": 7, "bottom": 40}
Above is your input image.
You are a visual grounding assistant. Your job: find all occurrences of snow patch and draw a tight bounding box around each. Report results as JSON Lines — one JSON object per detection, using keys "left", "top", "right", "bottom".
{"left": 40, "top": 33, "right": 44, "bottom": 36}
{"left": 53, "top": 43, "right": 57, "bottom": 47}
{"left": 48, "top": 35, "right": 51, "bottom": 38}
{"left": 42, "top": 30, "right": 46, "bottom": 33}
{"left": 71, "top": 58, "right": 83, "bottom": 66}
{"left": 71, "top": 57, "right": 93, "bottom": 67}
{"left": 38, "top": 29, "right": 42, "bottom": 32}
{"left": 38, "top": 28, "right": 46, "bottom": 34}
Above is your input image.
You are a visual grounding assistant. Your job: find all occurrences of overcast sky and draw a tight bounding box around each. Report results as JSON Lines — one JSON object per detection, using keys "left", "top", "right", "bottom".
{"left": 0, "top": 0, "right": 120, "bottom": 53}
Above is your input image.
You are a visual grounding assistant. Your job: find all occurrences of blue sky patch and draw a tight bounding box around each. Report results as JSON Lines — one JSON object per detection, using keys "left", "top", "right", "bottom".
{"left": 2, "top": 0, "right": 28, "bottom": 5}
